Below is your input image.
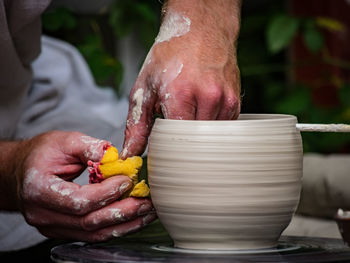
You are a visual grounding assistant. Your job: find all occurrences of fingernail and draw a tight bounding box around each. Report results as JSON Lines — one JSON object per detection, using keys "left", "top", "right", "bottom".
{"left": 142, "top": 212, "right": 157, "bottom": 226}
{"left": 137, "top": 202, "right": 152, "bottom": 216}
{"left": 119, "top": 181, "right": 131, "bottom": 193}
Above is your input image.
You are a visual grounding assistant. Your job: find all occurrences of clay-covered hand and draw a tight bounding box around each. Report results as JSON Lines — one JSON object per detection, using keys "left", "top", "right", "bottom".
{"left": 1, "top": 131, "right": 156, "bottom": 242}
{"left": 122, "top": 0, "right": 241, "bottom": 158}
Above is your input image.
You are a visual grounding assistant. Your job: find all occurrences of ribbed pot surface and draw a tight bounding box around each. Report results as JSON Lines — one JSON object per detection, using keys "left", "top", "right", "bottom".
{"left": 148, "top": 114, "right": 303, "bottom": 250}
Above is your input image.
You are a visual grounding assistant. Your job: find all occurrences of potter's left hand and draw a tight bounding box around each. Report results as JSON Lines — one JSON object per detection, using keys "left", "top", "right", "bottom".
{"left": 122, "top": 0, "right": 242, "bottom": 158}
{"left": 0, "top": 131, "right": 156, "bottom": 242}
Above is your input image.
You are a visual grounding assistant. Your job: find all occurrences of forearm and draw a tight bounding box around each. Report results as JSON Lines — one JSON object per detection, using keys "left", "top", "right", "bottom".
{"left": 162, "top": 0, "right": 241, "bottom": 65}
{"left": 0, "top": 140, "right": 24, "bottom": 210}
{"left": 164, "top": 0, "right": 241, "bottom": 39}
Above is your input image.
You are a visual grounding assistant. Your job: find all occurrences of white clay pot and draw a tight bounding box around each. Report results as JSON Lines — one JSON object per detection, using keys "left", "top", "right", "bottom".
{"left": 148, "top": 114, "right": 303, "bottom": 250}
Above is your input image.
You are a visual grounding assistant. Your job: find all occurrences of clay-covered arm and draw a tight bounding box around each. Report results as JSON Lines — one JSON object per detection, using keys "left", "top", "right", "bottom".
{"left": 122, "top": 0, "right": 242, "bottom": 158}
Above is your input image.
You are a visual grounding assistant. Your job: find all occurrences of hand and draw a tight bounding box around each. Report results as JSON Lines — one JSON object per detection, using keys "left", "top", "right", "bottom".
{"left": 122, "top": 0, "right": 242, "bottom": 158}
{"left": 1, "top": 131, "right": 156, "bottom": 242}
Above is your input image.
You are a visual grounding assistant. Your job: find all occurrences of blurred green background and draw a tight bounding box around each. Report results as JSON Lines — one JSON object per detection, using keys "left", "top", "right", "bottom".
{"left": 42, "top": 0, "right": 350, "bottom": 154}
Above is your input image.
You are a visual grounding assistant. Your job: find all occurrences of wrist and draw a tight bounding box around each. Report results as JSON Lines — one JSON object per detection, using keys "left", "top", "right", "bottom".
{"left": 164, "top": 0, "right": 241, "bottom": 41}
{"left": 0, "top": 140, "right": 28, "bottom": 210}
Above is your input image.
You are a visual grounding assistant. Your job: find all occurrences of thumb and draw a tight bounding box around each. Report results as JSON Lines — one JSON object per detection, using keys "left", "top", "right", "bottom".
{"left": 69, "top": 133, "right": 111, "bottom": 163}
{"left": 121, "top": 83, "right": 156, "bottom": 159}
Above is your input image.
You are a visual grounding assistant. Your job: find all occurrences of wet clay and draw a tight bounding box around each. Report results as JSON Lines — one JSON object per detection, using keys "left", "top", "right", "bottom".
{"left": 148, "top": 114, "right": 303, "bottom": 250}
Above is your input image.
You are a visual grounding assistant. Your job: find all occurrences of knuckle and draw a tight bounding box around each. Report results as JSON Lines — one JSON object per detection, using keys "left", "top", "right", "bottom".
{"left": 203, "top": 84, "right": 223, "bottom": 104}
{"left": 79, "top": 216, "right": 93, "bottom": 231}
{"left": 226, "top": 93, "right": 239, "bottom": 109}
{"left": 74, "top": 207, "right": 88, "bottom": 216}
{"left": 173, "top": 83, "right": 195, "bottom": 99}
{"left": 69, "top": 196, "right": 91, "bottom": 216}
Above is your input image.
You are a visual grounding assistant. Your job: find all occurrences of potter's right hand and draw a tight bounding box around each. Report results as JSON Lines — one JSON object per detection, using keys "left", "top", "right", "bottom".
{"left": 121, "top": 0, "right": 241, "bottom": 158}
{"left": 0, "top": 131, "right": 156, "bottom": 242}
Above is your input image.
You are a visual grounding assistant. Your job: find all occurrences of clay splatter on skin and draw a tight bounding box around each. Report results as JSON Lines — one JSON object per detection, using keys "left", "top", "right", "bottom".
{"left": 137, "top": 203, "right": 149, "bottom": 216}
{"left": 177, "top": 63, "right": 183, "bottom": 75}
{"left": 158, "top": 62, "right": 183, "bottom": 119}
{"left": 49, "top": 177, "right": 74, "bottom": 197}
{"left": 99, "top": 188, "right": 120, "bottom": 207}
{"left": 23, "top": 168, "right": 42, "bottom": 198}
{"left": 112, "top": 224, "right": 141, "bottom": 238}
{"left": 159, "top": 62, "right": 184, "bottom": 95}
{"left": 109, "top": 208, "right": 123, "bottom": 220}
{"left": 138, "top": 8, "right": 190, "bottom": 76}
{"left": 125, "top": 10, "right": 190, "bottom": 157}
{"left": 72, "top": 196, "right": 90, "bottom": 211}
{"left": 155, "top": 9, "right": 191, "bottom": 43}
{"left": 92, "top": 217, "right": 99, "bottom": 225}
{"left": 119, "top": 182, "right": 130, "bottom": 193}
{"left": 99, "top": 195, "right": 116, "bottom": 206}
{"left": 80, "top": 136, "right": 107, "bottom": 160}
{"left": 131, "top": 88, "right": 144, "bottom": 125}
{"left": 130, "top": 87, "right": 154, "bottom": 125}
{"left": 160, "top": 103, "right": 169, "bottom": 119}
{"left": 130, "top": 9, "right": 190, "bottom": 124}
{"left": 121, "top": 138, "right": 135, "bottom": 158}
{"left": 112, "top": 229, "right": 123, "bottom": 238}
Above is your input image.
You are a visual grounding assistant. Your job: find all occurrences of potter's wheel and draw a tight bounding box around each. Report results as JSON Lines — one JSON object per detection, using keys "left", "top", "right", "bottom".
{"left": 51, "top": 221, "right": 350, "bottom": 263}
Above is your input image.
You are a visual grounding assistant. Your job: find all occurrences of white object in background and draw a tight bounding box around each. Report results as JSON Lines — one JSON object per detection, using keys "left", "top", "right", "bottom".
{"left": 296, "top": 123, "right": 350, "bottom": 133}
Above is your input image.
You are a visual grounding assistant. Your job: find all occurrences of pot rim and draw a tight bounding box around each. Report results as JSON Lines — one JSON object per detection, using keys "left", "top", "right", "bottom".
{"left": 155, "top": 114, "right": 297, "bottom": 124}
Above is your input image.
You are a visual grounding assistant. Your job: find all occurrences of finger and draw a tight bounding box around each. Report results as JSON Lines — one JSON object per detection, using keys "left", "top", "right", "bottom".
{"left": 217, "top": 89, "right": 241, "bottom": 120}
{"left": 55, "top": 176, "right": 133, "bottom": 215}
{"left": 81, "top": 198, "right": 154, "bottom": 231}
{"left": 23, "top": 198, "right": 153, "bottom": 231}
{"left": 23, "top": 205, "right": 82, "bottom": 229}
{"left": 195, "top": 85, "right": 223, "bottom": 120}
{"left": 69, "top": 133, "right": 112, "bottom": 163}
{"left": 52, "top": 163, "right": 86, "bottom": 182}
{"left": 38, "top": 212, "right": 157, "bottom": 243}
{"left": 23, "top": 171, "right": 133, "bottom": 216}
{"left": 121, "top": 82, "right": 157, "bottom": 159}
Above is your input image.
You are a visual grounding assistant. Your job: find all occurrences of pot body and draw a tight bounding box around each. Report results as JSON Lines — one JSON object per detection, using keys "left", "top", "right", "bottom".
{"left": 148, "top": 114, "right": 303, "bottom": 250}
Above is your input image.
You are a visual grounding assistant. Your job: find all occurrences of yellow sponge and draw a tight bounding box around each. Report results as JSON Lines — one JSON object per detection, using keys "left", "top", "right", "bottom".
{"left": 99, "top": 156, "right": 143, "bottom": 179}
{"left": 130, "top": 180, "right": 150, "bottom": 197}
{"left": 88, "top": 146, "right": 149, "bottom": 198}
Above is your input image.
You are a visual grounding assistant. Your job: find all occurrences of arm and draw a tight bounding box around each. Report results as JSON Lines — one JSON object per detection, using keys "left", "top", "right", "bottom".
{"left": 0, "top": 131, "right": 156, "bottom": 242}
{"left": 0, "top": 141, "right": 23, "bottom": 210}
{"left": 122, "top": 0, "right": 242, "bottom": 158}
